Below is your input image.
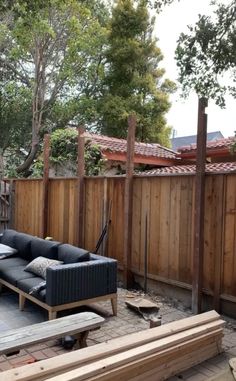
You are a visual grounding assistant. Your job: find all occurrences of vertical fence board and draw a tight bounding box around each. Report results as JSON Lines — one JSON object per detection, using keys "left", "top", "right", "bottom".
{"left": 213, "top": 175, "right": 225, "bottom": 310}
{"left": 14, "top": 180, "right": 43, "bottom": 236}
{"left": 149, "top": 178, "right": 161, "bottom": 275}
{"left": 47, "top": 179, "right": 71, "bottom": 243}
{"left": 203, "top": 176, "right": 215, "bottom": 293}
{"left": 84, "top": 178, "right": 104, "bottom": 252}
{"left": 107, "top": 178, "right": 125, "bottom": 263}
{"left": 202, "top": 175, "right": 224, "bottom": 305}
{"left": 223, "top": 175, "right": 236, "bottom": 296}
{"left": 158, "top": 177, "right": 171, "bottom": 278}
{"left": 178, "top": 176, "right": 194, "bottom": 284}
{"left": 131, "top": 178, "right": 142, "bottom": 271}
{"left": 51, "top": 180, "right": 63, "bottom": 241}
{"left": 139, "top": 178, "right": 151, "bottom": 275}
{"left": 83, "top": 178, "right": 93, "bottom": 250}
{"left": 168, "top": 177, "right": 181, "bottom": 280}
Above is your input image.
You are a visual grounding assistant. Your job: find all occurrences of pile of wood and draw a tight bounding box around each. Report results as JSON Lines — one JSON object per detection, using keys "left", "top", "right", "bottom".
{"left": 2, "top": 310, "right": 224, "bottom": 381}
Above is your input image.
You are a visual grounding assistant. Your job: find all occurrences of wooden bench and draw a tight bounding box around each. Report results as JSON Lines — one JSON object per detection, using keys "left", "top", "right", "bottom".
{"left": 0, "top": 312, "right": 104, "bottom": 356}
{"left": 2, "top": 310, "right": 224, "bottom": 381}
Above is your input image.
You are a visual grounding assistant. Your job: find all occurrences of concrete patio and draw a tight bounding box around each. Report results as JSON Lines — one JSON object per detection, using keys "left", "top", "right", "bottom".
{"left": 0, "top": 287, "right": 235, "bottom": 380}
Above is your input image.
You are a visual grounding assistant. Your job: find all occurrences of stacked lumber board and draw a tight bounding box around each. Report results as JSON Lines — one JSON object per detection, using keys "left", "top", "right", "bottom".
{"left": 2, "top": 310, "right": 224, "bottom": 381}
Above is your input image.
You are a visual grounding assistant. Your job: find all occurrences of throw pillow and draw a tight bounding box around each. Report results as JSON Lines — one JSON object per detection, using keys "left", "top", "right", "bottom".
{"left": 24, "top": 256, "right": 63, "bottom": 279}
{"left": 0, "top": 243, "right": 18, "bottom": 260}
{"left": 58, "top": 244, "right": 90, "bottom": 264}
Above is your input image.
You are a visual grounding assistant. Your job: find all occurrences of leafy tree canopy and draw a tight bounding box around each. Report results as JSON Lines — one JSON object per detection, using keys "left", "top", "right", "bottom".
{"left": 0, "top": 0, "right": 108, "bottom": 174}
{"left": 0, "top": 83, "right": 32, "bottom": 177}
{"left": 0, "top": 84, "right": 31, "bottom": 152}
{"left": 98, "top": 0, "right": 176, "bottom": 145}
{"left": 175, "top": 0, "right": 236, "bottom": 107}
{"left": 30, "top": 128, "right": 106, "bottom": 178}
{"left": 151, "top": 0, "right": 178, "bottom": 11}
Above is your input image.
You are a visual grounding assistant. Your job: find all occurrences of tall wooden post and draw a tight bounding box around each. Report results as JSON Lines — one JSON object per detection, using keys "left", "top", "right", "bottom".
{"left": 192, "top": 98, "right": 208, "bottom": 314}
{"left": 42, "top": 134, "right": 50, "bottom": 238}
{"left": 77, "top": 126, "right": 85, "bottom": 248}
{"left": 123, "top": 115, "right": 136, "bottom": 289}
{"left": 9, "top": 180, "right": 15, "bottom": 229}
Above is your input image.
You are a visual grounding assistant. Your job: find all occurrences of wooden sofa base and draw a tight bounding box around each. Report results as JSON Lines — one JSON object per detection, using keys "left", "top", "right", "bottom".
{"left": 0, "top": 279, "right": 117, "bottom": 320}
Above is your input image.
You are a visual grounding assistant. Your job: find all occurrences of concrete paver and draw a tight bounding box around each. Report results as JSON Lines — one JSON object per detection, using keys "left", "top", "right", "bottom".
{"left": 0, "top": 288, "right": 235, "bottom": 380}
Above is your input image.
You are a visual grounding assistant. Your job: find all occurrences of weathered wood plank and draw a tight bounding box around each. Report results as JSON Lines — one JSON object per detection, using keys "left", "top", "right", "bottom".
{"left": 0, "top": 312, "right": 104, "bottom": 355}
{"left": 128, "top": 341, "right": 220, "bottom": 381}
{"left": 39, "top": 324, "right": 223, "bottom": 381}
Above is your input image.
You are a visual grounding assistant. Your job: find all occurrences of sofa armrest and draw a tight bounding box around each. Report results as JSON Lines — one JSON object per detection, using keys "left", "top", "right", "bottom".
{"left": 45, "top": 259, "right": 117, "bottom": 306}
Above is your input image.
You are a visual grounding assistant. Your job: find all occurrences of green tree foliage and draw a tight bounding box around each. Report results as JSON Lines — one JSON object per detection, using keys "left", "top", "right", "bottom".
{"left": 30, "top": 129, "right": 106, "bottom": 177}
{"left": 0, "top": 0, "right": 108, "bottom": 174}
{"left": 0, "top": 84, "right": 32, "bottom": 177}
{"left": 175, "top": 0, "right": 236, "bottom": 107}
{"left": 151, "top": 0, "right": 178, "bottom": 11}
{"left": 98, "top": 0, "right": 176, "bottom": 145}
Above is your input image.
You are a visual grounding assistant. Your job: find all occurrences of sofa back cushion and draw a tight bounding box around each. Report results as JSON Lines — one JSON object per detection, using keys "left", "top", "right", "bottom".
{"left": 31, "top": 238, "right": 60, "bottom": 260}
{"left": 14, "top": 232, "right": 34, "bottom": 260}
{"left": 1, "top": 229, "right": 17, "bottom": 248}
{"left": 58, "top": 244, "right": 90, "bottom": 264}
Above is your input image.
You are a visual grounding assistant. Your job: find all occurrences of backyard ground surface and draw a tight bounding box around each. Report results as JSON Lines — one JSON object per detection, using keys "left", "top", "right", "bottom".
{"left": 0, "top": 287, "right": 235, "bottom": 380}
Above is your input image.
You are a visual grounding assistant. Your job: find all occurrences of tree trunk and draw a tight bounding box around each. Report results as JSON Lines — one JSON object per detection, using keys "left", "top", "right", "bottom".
{"left": 16, "top": 112, "right": 41, "bottom": 173}
{"left": 16, "top": 40, "right": 45, "bottom": 175}
{"left": 16, "top": 142, "right": 39, "bottom": 174}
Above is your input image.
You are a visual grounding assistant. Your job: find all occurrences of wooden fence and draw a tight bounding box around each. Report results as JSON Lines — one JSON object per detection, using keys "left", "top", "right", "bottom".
{"left": 5, "top": 173, "right": 236, "bottom": 312}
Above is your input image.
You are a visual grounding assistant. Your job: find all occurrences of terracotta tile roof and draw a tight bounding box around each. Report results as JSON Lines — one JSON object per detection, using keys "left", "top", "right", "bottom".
{"left": 85, "top": 133, "right": 178, "bottom": 160}
{"left": 178, "top": 137, "right": 235, "bottom": 153}
{"left": 138, "top": 162, "right": 236, "bottom": 176}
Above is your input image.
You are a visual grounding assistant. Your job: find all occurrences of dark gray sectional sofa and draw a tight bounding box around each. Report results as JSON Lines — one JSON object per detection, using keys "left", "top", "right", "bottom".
{"left": 0, "top": 229, "right": 117, "bottom": 319}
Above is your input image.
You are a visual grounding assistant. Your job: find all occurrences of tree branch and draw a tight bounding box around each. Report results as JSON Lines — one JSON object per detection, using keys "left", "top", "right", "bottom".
{"left": 0, "top": 58, "right": 31, "bottom": 87}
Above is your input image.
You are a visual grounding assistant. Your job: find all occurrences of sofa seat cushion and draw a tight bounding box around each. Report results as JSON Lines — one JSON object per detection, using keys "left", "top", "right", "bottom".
{"left": 0, "top": 257, "right": 29, "bottom": 276}
{"left": 1, "top": 266, "right": 35, "bottom": 286}
{"left": 24, "top": 256, "right": 63, "bottom": 279}
{"left": 58, "top": 244, "right": 90, "bottom": 264}
{"left": 31, "top": 238, "right": 60, "bottom": 260}
{"left": 17, "top": 277, "right": 46, "bottom": 302}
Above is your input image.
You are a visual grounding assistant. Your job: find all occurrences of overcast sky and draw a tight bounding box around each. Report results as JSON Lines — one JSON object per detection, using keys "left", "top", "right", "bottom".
{"left": 155, "top": 0, "right": 235, "bottom": 139}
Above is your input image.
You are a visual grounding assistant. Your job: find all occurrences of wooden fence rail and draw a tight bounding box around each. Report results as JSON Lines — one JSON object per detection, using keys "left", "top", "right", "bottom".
{"left": 4, "top": 173, "right": 236, "bottom": 315}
